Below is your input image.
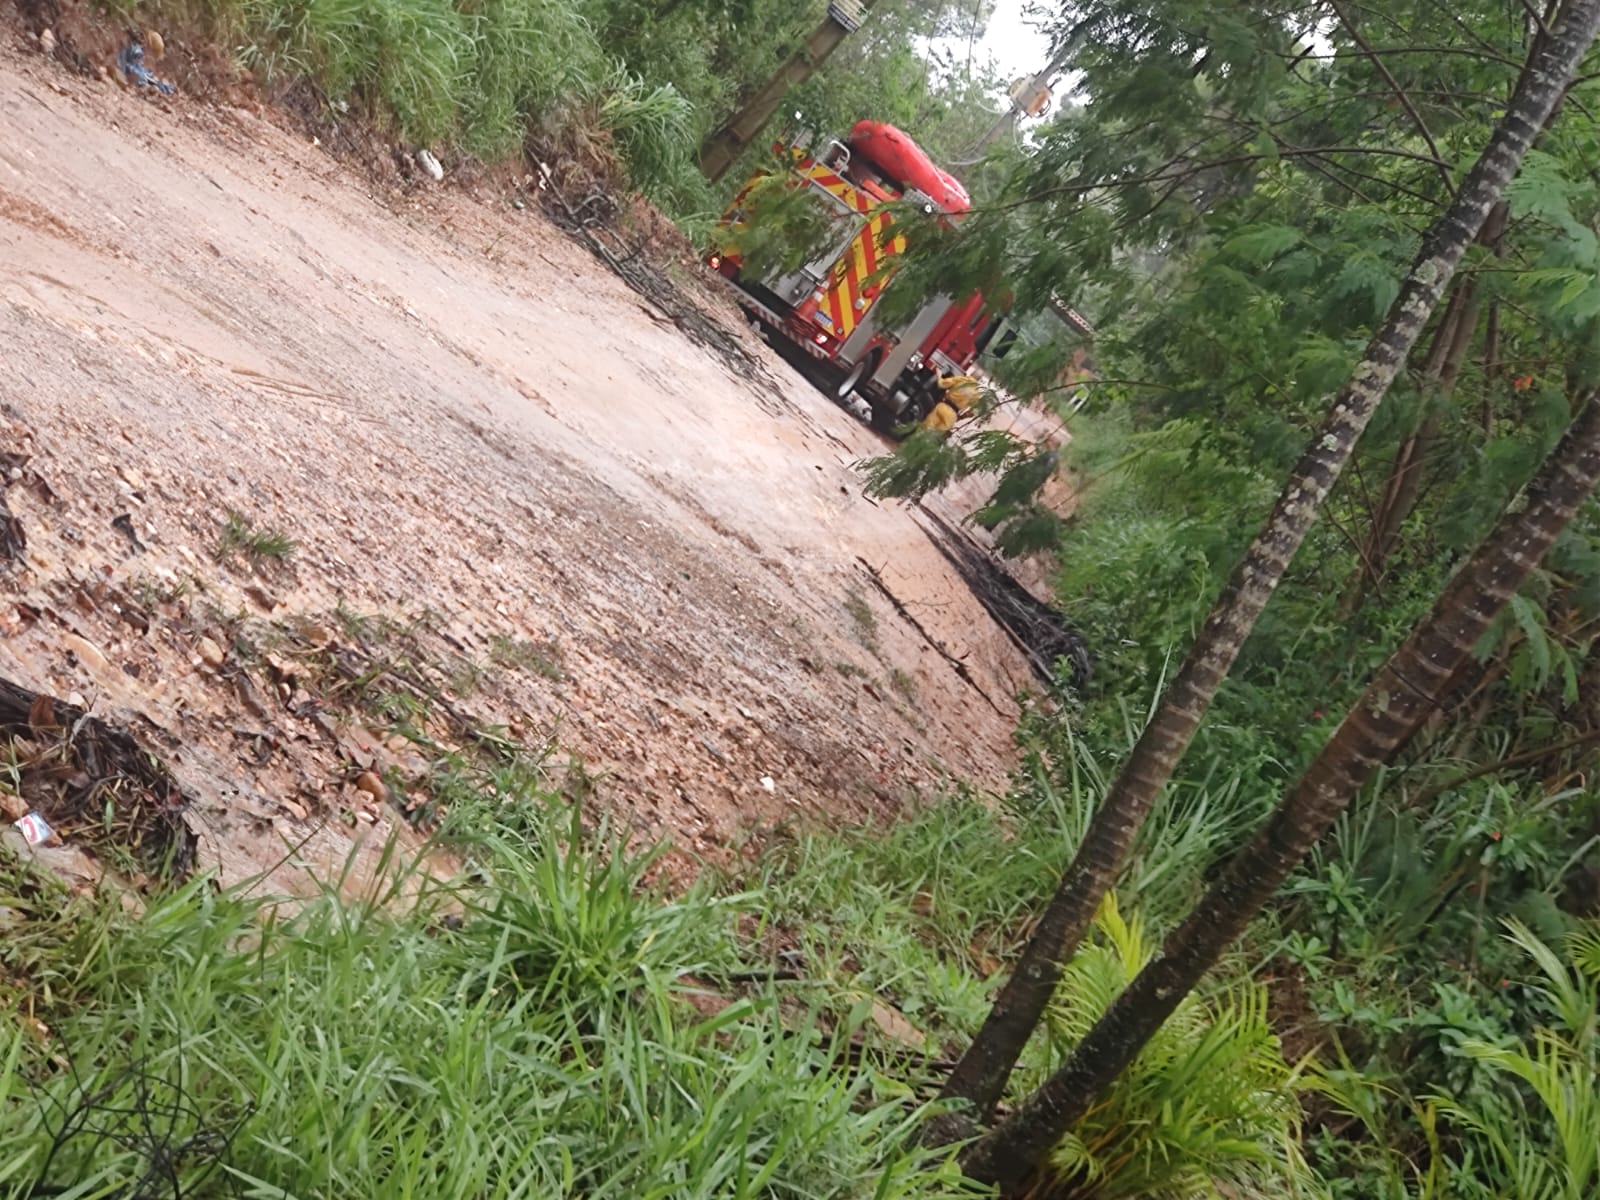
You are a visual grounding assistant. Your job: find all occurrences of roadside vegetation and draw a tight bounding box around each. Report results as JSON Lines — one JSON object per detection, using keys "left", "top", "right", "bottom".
{"left": 0, "top": 800, "right": 966, "bottom": 1198}
{"left": 80, "top": 0, "right": 1001, "bottom": 214}
{"left": 90, "top": 0, "right": 701, "bottom": 198}
{"left": 0, "top": 723, "right": 1299, "bottom": 1198}
{"left": 853, "top": 0, "right": 1600, "bottom": 1193}
{"left": 6, "top": 708, "right": 1595, "bottom": 1196}
{"left": 11, "top": 0, "right": 1600, "bottom": 1195}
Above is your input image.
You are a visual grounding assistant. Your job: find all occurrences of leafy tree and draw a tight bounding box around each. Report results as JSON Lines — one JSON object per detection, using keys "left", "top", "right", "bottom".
{"left": 925, "top": 0, "right": 1600, "bottom": 1148}
{"left": 964, "top": 346, "right": 1600, "bottom": 1192}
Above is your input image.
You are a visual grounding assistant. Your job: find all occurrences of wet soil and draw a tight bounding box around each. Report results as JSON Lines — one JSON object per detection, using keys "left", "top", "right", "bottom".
{"left": 0, "top": 32, "right": 1038, "bottom": 890}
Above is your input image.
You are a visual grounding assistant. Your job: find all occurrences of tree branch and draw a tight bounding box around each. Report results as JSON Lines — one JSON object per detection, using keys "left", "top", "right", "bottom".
{"left": 1408, "top": 726, "right": 1600, "bottom": 809}
{"left": 1275, "top": 44, "right": 1527, "bottom": 68}
{"left": 984, "top": 144, "right": 1457, "bottom": 214}
{"left": 1278, "top": 139, "right": 1445, "bottom": 209}
{"left": 1518, "top": 0, "right": 1554, "bottom": 36}
{"left": 1327, "top": 0, "right": 1458, "bottom": 196}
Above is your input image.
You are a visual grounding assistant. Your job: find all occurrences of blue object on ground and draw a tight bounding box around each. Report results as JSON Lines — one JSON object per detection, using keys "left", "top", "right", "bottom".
{"left": 117, "top": 40, "right": 175, "bottom": 95}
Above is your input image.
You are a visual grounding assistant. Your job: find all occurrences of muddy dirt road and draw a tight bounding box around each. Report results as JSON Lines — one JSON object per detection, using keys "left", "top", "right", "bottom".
{"left": 0, "top": 40, "right": 1037, "bottom": 889}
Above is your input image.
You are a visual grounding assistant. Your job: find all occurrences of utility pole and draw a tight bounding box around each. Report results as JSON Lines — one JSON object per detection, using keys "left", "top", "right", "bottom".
{"left": 698, "top": 0, "right": 880, "bottom": 182}
{"left": 951, "top": 19, "right": 1085, "bottom": 164}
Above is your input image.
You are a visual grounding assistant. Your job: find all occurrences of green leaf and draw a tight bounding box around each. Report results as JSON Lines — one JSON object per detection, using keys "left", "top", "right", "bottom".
{"left": 1291, "top": 335, "right": 1358, "bottom": 396}
{"left": 1221, "top": 224, "right": 1300, "bottom": 264}
{"left": 1508, "top": 593, "right": 1552, "bottom": 689}
{"left": 1330, "top": 252, "right": 1399, "bottom": 320}
{"left": 1506, "top": 150, "right": 1584, "bottom": 234}
{"left": 1558, "top": 273, "right": 1595, "bottom": 309}
{"left": 1561, "top": 280, "right": 1600, "bottom": 323}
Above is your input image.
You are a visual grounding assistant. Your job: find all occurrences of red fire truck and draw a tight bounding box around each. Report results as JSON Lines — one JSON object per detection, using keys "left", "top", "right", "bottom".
{"left": 707, "top": 120, "right": 1012, "bottom": 430}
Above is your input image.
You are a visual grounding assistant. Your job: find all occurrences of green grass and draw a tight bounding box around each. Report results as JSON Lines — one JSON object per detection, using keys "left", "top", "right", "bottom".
{"left": 487, "top": 633, "right": 564, "bottom": 681}
{"left": 889, "top": 668, "right": 918, "bottom": 704}
{"left": 0, "top": 803, "right": 979, "bottom": 1200}
{"left": 213, "top": 509, "right": 297, "bottom": 565}
{"left": 844, "top": 588, "right": 879, "bottom": 653}
{"left": 109, "top": 0, "right": 699, "bottom": 195}
{"left": 0, "top": 712, "right": 1290, "bottom": 1200}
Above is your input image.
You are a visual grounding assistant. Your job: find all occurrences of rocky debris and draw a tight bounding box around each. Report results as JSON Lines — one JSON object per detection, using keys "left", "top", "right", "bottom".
{"left": 415, "top": 149, "right": 444, "bottom": 182}
{"left": 61, "top": 632, "right": 109, "bottom": 675}
{"left": 196, "top": 636, "right": 226, "bottom": 669}
{"left": 354, "top": 770, "right": 388, "bottom": 803}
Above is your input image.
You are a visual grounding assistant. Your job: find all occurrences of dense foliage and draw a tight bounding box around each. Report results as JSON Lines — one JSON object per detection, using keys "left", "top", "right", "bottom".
{"left": 857, "top": 1, "right": 1600, "bottom": 1193}
{"left": 0, "top": 746, "right": 1282, "bottom": 1198}
{"left": 99, "top": 0, "right": 1010, "bottom": 213}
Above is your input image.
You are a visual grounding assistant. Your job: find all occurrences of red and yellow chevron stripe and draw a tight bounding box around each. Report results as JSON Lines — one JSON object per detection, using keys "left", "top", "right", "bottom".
{"left": 815, "top": 209, "right": 907, "bottom": 341}
{"left": 721, "top": 151, "right": 915, "bottom": 345}
{"left": 799, "top": 163, "right": 874, "bottom": 215}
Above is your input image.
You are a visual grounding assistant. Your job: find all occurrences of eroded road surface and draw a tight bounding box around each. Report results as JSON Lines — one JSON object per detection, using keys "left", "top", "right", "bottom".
{"left": 0, "top": 42, "right": 1035, "bottom": 891}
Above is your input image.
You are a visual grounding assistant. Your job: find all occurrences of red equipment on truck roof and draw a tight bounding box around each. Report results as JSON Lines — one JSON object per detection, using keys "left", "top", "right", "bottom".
{"left": 848, "top": 121, "right": 971, "bottom": 213}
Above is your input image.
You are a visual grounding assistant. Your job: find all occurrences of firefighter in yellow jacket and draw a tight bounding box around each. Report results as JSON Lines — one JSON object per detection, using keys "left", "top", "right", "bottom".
{"left": 922, "top": 373, "right": 982, "bottom": 432}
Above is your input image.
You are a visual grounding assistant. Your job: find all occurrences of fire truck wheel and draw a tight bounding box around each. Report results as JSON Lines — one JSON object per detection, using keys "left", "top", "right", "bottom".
{"left": 834, "top": 350, "right": 880, "bottom": 402}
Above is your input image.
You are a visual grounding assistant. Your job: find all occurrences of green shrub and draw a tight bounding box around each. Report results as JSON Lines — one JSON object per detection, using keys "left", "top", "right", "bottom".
{"left": 118, "top": 0, "right": 698, "bottom": 188}
{"left": 1434, "top": 920, "right": 1600, "bottom": 1200}
{"left": 460, "top": 0, "right": 607, "bottom": 158}
{"left": 1037, "top": 896, "right": 1312, "bottom": 1200}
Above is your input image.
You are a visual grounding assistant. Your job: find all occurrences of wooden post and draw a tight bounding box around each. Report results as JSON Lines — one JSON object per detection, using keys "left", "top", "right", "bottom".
{"left": 698, "top": 1, "right": 877, "bottom": 182}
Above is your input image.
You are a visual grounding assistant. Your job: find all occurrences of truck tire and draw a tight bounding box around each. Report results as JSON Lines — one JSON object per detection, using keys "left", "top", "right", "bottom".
{"left": 834, "top": 349, "right": 881, "bottom": 402}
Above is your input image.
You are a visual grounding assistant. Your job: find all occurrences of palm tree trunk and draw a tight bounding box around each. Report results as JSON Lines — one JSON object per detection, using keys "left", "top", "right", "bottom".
{"left": 925, "top": 0, "right": 1600, "bottom": 1140}
{"left": 1339, "top": 273, "right": 1483, "bottom": 617}
{"left": 960, "top": 390, "right": 1600, "bottom": 1192}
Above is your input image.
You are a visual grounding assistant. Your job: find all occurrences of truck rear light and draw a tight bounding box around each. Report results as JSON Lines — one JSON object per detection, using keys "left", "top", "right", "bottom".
{"left": 708, "top": 254, "right": 722, "bottom": 269}
{"left": 814, "top": 332, "right": 830, "bottom": 346}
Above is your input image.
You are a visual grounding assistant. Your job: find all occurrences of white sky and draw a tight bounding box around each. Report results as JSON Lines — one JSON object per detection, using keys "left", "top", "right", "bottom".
{"left": 923, "top": 0, "right": 1054, "bottom": 106}
{"left": 976, "top": 0, "right": 1053, "bottom": 80}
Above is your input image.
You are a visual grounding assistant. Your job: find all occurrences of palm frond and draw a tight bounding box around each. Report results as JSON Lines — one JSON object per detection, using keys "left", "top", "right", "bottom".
{"left": 1038, "top": 896, "right": 1310, "bottom": 1199}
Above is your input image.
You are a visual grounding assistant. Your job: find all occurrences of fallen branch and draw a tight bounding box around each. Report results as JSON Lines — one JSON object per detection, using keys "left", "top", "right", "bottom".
{"left": 914, "top": 507, "right": 1091, "bottom": 689}
{"left": 0, "top": 677, "right": 197, "bottom": 879}
{"left": 1407, "top": 726, "right": 1600, "bottom": 809}
{"left": 535, "top": 166, "right": 791, "bottom": 413}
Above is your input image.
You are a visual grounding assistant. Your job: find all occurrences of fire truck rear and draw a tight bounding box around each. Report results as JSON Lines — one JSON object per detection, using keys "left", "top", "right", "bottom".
{"left": 707, "top": 120, "right": 1011, "bottom": 431}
